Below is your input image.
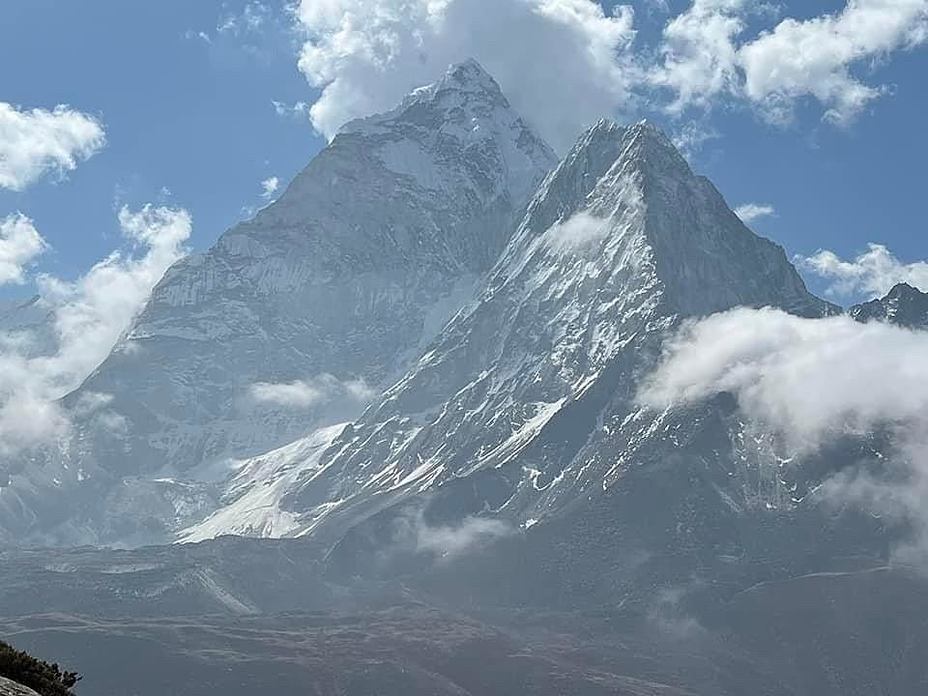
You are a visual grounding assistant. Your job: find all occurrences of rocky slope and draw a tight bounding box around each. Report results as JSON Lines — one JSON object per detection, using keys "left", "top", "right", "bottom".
{"left": 851, "top": 281, "right": 928, "bottom": 327}
{"left": 0, "top": 60, "right": 556, "bottom": 547}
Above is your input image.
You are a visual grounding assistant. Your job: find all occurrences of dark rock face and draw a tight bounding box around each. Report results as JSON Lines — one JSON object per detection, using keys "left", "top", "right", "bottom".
{"left": 851, "top": 282, "right": 928, "bottom": 328}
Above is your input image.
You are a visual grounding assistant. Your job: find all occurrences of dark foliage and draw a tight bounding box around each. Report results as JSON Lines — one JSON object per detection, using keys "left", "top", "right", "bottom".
{"left": 0, "top": 640, "right": 80, "bottom": 696}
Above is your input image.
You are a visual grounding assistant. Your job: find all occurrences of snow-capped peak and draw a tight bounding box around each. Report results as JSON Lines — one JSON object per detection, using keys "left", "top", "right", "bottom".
{"left": 0, "top": 60, "right": 557, "bottom": 548}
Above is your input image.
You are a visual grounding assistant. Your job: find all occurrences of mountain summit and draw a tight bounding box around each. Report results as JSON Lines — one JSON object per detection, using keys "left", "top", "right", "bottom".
{"left": 851, "top": 282, "right": 928, "bottom": 327}
{"left": 0, "top": 61, "right": 556, "bottom": 547}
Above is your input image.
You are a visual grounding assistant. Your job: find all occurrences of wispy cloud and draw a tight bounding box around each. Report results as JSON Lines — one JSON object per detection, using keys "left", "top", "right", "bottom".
{"left": 271, "top": 100, "right": 310, "bottom": 119}
{"left": 249, "top": 374, "right": 376, "bottom": 410}
{"left": 217, "top": 1, "right": 272, "bottom": 37}
{"left": 734, "top": 203, "right": 775, "bottom": 224}
{"left": 544, "top": 212, "right": 609, "bottom": 254}
{"left": 260, "top": 176, "right": 279, "bottom": 200}
{"left": 392, "top": 508, "right": 512, "bottom": 561}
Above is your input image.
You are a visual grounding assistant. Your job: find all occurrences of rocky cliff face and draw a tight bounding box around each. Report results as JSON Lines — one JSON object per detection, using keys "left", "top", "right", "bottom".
{"left": 0, "top": 60, "right": 555, "bottom": 547}
{"left": 851, "top": 282, "right": 928, "bottom": 327}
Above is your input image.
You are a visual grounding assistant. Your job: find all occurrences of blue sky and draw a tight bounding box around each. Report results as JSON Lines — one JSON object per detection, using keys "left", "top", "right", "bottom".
{"left": 1, "top": 0, "right": 925, "bottom": 304}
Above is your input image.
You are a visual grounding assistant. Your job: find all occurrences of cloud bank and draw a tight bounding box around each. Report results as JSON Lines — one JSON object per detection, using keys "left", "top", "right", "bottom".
{"left": 799, "top": 244, "right": 928, "bottom": 300}
{"left": 641, "top": 308, "right": 928, "bottom": 452}
{"left": 0, "top": 205, "right": 191, "bottom": 454}
{"left": 0, "top": 102, "right": 106, "bottom": 191}
{"left": 640, "top": 307, "right": 928, "bottom": 560}
{"left": 249, "top": 374, "right": 376, "bottom": 410}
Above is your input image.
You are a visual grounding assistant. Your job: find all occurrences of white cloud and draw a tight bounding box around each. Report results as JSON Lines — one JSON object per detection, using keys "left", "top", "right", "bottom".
{"left": 739, "top": 0, "right": 928, "bottom": 125}
{"left": 250, "top": 379, "right": 327, "bottom": 408}
{"left": 651, "top": 0, "right": 748, "bottom": 114}
{"left": 414, "top": 514, "right": 511, "bottom": 559}
{"left": 670, "top": 120, "right": 719, "bottom": 157}
{"left": 651, "top": 0, "right": 928, "bottom": 124}
{"left": 392, "top": 508, "right": 512, "bottom": 560}
{"left": 640, "top": 308, "right": 928, "bottom": 452}
{"left": 217, "top": 1, "right": 271, "bottom": 36}
{"left": 733, "top": 202, "right": 775, "bottom": 223}
{"left": 0, "top": 205, "right": 191, "bottom": 454}
{"left": 271, "top": 100, "right": 310, "bottom": 119}
{"left": 798, "top": 243, "right": 928, "bottom": 300}
{"left": 249, "top": 374, "right": 376, "bottom": 410}
{"left": 543, "top": 212, "right": 609, "bottom": 253}
{"left": 260, "top": 176, "right": 280, "bottom": 200}
{"left": 639, "top": 307, "right": 928, "bottom": 561}
{"left": 0, "top": 102, "right": 106, "bottom": 191}
{"left": 293, "top": 0, "right": 638, "bottom": 151}
{"left": 183, "top": 29, "right": 213, "bottom": 44}
{"left": 0, "top": 214, "right": 48, "bottom": 285}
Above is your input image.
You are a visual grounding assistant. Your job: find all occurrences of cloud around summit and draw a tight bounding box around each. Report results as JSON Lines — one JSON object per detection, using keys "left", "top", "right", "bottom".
{"left": 292, "top": 0, "right": 928, "bottom": 149}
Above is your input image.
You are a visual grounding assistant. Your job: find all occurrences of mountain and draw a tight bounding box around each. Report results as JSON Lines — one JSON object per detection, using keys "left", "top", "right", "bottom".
{"left": 210, "top": 119, "right": 833, "bottom": 551}
{"left": 851, "top": 282, "right": 928, "bottom": 327}
{"left": 0, "top": 295, "right": 54, "bottom": 359}
{"left": 0, "top": 88, "right": 922, "bottom": 695}
{"left": 0, "top": 60, "right": 556, "bottom": 548}
{"left": 0, "top": 678, "right": 39, "bottom": 696}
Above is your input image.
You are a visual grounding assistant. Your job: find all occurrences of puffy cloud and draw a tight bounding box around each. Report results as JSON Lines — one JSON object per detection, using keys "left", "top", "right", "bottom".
{"left": 293, "top": 0, "right": 638, "bottom": 151}
{"left": 0, "top": 214, "right": 47, "bottom": 285}
{"left": 733, "top": 202, "right": 775, "bottom": 223}
{"left": 249, "top": 374, "right": 376, "bottom": 409}
{"left": 798, "top": 243, "right": 928, "bottom": 300}
{"left": 0, "top": 205, "right": 191, "bottom": 454}
{"left": 651, "top": 0, "right": 748, "bottom": 113}
{"left": 0, "top": 102, "right": 105, "bottom": 191}
{"left": 639, "top": 308, "right": 928, "bottom": 560}
{"left": 651, "top": 0, "right": 928, "bottom": 124}
{"left": 260, "top": 176, "right": 280, "bottom": 200}
{"left": 739, "top": 0, "right": 928, "bottom": 125}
